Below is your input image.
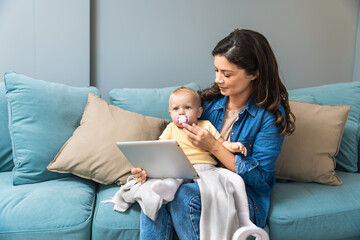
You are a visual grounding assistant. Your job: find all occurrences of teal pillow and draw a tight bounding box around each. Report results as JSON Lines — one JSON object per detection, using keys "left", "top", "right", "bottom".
{"left": 4, "top": 72, "right": 100, "bottom": 185}
{"left": 289, "top": 81, "right": 360, "bottom": 172}
{"left": 0, "top": 82, "right": 13, "bottom": 172}
{"left": 108, "top": 83, "right": 201, "bottom": 120}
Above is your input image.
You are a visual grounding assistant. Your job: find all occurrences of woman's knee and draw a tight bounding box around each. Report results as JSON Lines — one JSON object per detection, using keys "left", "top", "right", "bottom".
{"left": 172, "top": 182, "right": 201, "bottom": 209}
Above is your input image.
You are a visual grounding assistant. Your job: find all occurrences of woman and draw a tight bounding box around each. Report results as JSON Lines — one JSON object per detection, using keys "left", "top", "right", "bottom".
{"left": 132, "top": 29, "right": 295, "bottom": 239}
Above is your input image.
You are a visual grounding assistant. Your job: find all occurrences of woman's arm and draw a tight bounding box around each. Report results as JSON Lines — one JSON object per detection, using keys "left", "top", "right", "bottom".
{"left": 182, "top": 123, "right": 237, "bottom": 172}
{"left": 183, "top": 111, "right": 283, "bottom": 190}
{"left": 235, "top": 114, "right": 284, "bottom": 190}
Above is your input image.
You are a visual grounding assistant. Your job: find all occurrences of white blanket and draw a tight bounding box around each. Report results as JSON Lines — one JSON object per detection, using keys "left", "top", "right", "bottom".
{"left": 106, "top": 167, "right": 249, "bottom": 239}
{"left": 196, "top": 166, "right": 241, "bottom": 240}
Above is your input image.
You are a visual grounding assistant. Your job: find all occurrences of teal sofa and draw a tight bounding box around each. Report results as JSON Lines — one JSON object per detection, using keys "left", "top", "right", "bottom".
{"left": 1, "top": 72, "right": 360, "bottom": 240}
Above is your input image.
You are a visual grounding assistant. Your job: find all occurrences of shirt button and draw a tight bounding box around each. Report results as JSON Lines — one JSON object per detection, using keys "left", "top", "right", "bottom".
{"left": 231, "top": 132, "right": 234, "bottom": 135}
{"left": 249, "top": 144, "right": 252, "bottom": 147}
{"left": 255, "top": 206, "right": 258, "bottom": 210}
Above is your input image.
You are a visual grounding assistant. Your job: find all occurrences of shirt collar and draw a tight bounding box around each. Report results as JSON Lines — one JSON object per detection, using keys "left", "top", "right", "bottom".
{"left": 244, "top": 95, "right": 258, "bottom": 118}
{"left": 213, "top": 95, "right": 258, "bottom": 118}
{"left": 213, "top": 96, "right": 227, "bottom": 111}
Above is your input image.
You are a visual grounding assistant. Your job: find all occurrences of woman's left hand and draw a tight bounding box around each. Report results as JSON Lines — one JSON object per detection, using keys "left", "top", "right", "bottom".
{"left": 182, "top": 123, "right": 220, "bottom": 153}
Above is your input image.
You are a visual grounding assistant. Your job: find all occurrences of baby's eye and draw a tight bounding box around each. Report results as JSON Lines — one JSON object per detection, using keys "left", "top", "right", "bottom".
{"left": 173, "top": 107, "right": 179, "bottom": 111}
{"left": 185, "top": 106, "right": 191, "bottom": 109}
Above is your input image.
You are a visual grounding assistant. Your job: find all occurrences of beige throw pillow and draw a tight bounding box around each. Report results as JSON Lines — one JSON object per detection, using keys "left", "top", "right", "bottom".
{"left": 47, "top": 93, "right": 169, "bottom": 185}
{"left": 276, "top": 101, "right": 350, "bottom": 186}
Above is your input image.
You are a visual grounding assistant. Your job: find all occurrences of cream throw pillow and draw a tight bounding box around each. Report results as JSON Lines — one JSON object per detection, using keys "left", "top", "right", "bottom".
{"left": 47, "top": 93, "right": 169, "bottom": 185}
{"left": 276, "top": 101, "right": 350, "bottom": 186}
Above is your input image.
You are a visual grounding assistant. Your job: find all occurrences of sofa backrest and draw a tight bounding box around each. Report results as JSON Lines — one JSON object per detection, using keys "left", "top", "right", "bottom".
{"left": 0, "top": 82, "right": 14, "bottom": 172}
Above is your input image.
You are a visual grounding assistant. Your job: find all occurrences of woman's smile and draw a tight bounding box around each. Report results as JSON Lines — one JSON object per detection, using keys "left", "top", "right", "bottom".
{"left": 218, "top": 85, "right": 227, "bottom": 92}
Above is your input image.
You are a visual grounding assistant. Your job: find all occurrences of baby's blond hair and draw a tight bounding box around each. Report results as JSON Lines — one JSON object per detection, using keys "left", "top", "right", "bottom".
{"left": 170, "top": 87, "right": 201, "bottom": 107}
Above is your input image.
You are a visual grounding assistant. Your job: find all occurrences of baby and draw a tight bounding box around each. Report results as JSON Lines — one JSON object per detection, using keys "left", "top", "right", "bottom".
{"left": 110, "top": 86, "right": 250, "bottom": 223}
{"left": 150, "top": 86, "right": 247, "bottom": 201}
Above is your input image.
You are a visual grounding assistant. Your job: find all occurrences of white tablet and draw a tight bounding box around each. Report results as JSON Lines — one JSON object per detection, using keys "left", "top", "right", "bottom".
{"left": 116, "top": 140, "right": 199, "bottom": 179}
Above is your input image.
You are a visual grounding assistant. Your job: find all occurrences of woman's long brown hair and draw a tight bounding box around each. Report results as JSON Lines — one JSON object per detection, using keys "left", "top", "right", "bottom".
{"left": 199, "top": 29, "right": 295, "bottom": 136}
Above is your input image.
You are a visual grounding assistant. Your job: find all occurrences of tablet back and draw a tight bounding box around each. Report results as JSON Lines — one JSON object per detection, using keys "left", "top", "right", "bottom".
{"left": 116, "top": 140, "right": 199, "bottom": 179}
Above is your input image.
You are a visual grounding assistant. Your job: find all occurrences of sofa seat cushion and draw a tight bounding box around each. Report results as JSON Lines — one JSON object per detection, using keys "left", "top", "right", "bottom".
{"left": 92, "top": 184, "right": 140, "bottom": 240}
{"left": 0, "top": 172, "right": 96, "bottom": 240}
{"left": 269, "top": 171, "right": 360, "bottom": 240}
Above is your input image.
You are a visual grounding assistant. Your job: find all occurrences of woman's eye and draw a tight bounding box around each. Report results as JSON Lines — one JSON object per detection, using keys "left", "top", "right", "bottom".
{"left": 224, "top": 75, "right": 231, "bottom": 78}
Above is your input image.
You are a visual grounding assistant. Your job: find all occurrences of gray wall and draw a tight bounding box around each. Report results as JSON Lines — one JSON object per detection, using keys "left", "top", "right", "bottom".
{"left": 353, "top": 4, "right": 360, "bottom": 82}
{"left": 0, "top": 0, "right": 90, "bottom": 87}
{"left": 1, "top": 0, "right": 359, "bottom": 99}
{"left": 92, "top": 0, "right": 359, "bottom": 99}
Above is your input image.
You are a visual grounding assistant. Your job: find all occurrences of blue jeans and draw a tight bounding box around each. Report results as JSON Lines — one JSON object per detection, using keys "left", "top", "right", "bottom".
{"left": 140, "top": 182, "right": 201, "bottom": 240}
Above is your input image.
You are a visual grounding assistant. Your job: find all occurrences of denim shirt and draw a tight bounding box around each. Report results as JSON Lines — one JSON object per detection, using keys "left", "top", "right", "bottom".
{"left": 200, "top": 95, "right": 284, "bottom": 227}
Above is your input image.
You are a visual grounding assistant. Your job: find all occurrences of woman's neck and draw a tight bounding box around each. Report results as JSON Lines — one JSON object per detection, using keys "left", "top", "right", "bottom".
{"left": 226, "top": 91, "right": 252, "bottom": 110}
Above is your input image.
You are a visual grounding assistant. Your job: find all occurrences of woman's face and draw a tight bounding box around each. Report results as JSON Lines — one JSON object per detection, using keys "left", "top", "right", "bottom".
{"left": 214, "top": 55, "right": 257, "bottom": 99}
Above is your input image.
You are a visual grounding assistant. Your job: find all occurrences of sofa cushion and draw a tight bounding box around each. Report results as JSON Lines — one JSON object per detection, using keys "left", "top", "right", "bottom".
{"left": 92, "top": 184, "right": 141, "bottom": 240}
{"left": 108, "top": 82, "right": 200, "bottom": 119}
{"left": 269, "top": 171, "right": 360, "bottom": 240}
{"left": 275, "top": 101, "right": 350, "bottom": 185}
{"left": 0, "top": 83, "right": 13, "bottom": 172}
{"left": 4, "top": 72, "right": 99, "bottom": 185}
{"left": 289, "top": 94, "right": 315, "bottom": 103}
{"left": 289, "top": 81, "right": 360, "bottom": 172}
{"left": 0, "top": 171, "right": 96, "bottom": 239}
{"left": 47, "top": 94, "right": 169, "bottom": 185}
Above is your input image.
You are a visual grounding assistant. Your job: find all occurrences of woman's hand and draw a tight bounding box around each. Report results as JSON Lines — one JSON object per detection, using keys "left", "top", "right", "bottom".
{"left": 182, "top": 123, "right": 221, "bottom": 153}
{"left": 131, "top": 167, "right": 147, "bottom": 184}
{"left": 183, "top": 123, "right": 237, "bottom": 172}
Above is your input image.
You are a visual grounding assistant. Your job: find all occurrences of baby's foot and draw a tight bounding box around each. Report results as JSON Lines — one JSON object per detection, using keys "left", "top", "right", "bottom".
{"left": 151, "top": 179, "right": 178, "bottom": 201}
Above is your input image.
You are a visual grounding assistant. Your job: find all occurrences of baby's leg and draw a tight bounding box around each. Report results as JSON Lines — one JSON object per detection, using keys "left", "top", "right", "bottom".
{"left": 192, "top": 163, "right": 215, "bottom": 172}
{"left": 215, "top": 168, "right": 269, "bottom": 239}
{"left": 215, "top": 168, "right": 254, "bottom": 227}
{"left": 151, "top": 178, "right": 183, "bottom": 202}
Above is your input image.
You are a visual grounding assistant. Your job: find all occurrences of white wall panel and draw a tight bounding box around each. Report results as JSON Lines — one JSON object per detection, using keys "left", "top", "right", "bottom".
{"left": 0, "top": 0, "right": 36, "bottom": 79}
{"left": 0, "top": 0, "right": 90, "bottom": 87}
{"left": 353, "top": 4, "right": 360, "bottom": 82}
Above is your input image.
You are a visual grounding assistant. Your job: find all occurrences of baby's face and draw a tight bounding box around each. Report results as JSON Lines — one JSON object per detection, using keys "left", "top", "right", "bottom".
{"left": 169, "top": 92, "right": 202, "bottom": 127}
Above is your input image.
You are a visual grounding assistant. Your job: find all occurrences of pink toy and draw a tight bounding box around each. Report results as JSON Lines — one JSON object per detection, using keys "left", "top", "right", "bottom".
{"left": 176, "top": 115, "right": 190, "bottom": 127}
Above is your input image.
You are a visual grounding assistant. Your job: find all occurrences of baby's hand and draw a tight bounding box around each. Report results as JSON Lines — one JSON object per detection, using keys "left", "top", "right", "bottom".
{"left": 228, "top": 142, "right": 247, "bottom": 156}
{"left": 131, "top": 167, "right": 147, "bottom": 184}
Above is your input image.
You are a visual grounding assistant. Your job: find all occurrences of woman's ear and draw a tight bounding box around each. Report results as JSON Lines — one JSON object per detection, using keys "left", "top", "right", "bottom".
{"left": 251, "top": 70, "right": 259, "bottom": 81}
